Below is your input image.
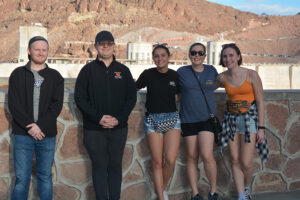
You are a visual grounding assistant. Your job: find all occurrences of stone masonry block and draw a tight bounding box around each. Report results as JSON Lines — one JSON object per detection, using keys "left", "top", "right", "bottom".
{"left": 136, "top": 137, "right": 150, "bottom": 159}
{"left": 171, "top": 164, "right": 190, "bottom": 192}
{"left": 266, "top": 130, "right": 281, "bottom": 153}
{"left": 291, "top": 101, "right": 300, "bottom": 112}
{"left": 123, "top": 161, "right": 144, "bottom": 184}
{"left": 53, "top": 184, "right": 80, "bottom": 200}
{"left": 253, "top": 173, "right": 286, "bottom": 193}
{"left": 198, "top": 179, "right": 211, "bottom": 197}
{"left": 0, "top": 139, "right": 9, "bottom": 154}
{"left": 176, "top": 139, "right": 187, "bottom": 164}
{"left": 127, "top": 112, "right": 144, "bottom": 141}
{"left": 283, "top": 157, "right": 300, "bottom": 180}
{"left": 60, "top": 161, "right": 91, "bottom": 186}
{"left": 289, "top": 180, "right": 300, "bottom": 191}
{"left": 55, "top": 121, "right": 64, "bottom": 147}
{"left": 58, "top": 125, "right": 87, "bottom": 160}
{"left": 58, "top": 103, "right": 75, "bottom": 121}
{"left": 121, "top": 182, "right": 151, "bottom": 200}
{"left": 0, "top": 178, "right": 8, "bottom": 200}
{"left": 283, "top": 118, "right": 300, "bottom": 156}
{"left": 122, "top": 145, "right": 134, "bottom": 173}
{"left": 0, "top": 105, "right": 11, "bottom": 136}
{"left": 85, "top": 183, "right": 96, "bottom": 200}
{"left": 266, "top": 103, "right": 289, "bottom": 137}
{"left": 265, "top": 153, "right": 287, "bottom": 171}
{"left": 0, "top": 154, "right": 13, "bottom": 175}
{"left": 168, "top": 192, "right": 191, "bottom": 200}
{"left": 215, "top": 153, "right": 231, "bottom": 192}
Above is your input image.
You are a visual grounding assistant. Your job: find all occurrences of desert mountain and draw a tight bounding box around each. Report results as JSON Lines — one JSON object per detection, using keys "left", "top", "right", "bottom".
{"left": 0, "top": 0, "right": 299, "bottom": 63}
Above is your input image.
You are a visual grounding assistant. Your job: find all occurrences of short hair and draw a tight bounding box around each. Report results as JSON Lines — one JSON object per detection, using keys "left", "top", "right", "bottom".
{"left": 189, "top": 42, "right": 206, "bottom": 54}
{"left": 219, "top": 43, "right": 243, "bottom": 67}
{"left": 152, "top": 45, "right": 170, "bottom": 57}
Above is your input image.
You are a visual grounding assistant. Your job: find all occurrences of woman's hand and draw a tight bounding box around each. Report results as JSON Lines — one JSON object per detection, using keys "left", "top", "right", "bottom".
{"left": 256, "top": 129, "right": 265, "bottom": 144}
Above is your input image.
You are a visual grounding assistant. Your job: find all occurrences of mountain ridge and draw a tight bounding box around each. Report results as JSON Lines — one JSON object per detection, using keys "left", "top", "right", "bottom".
{"left": 0, "top": 0, "right": 299, "bottom": 63}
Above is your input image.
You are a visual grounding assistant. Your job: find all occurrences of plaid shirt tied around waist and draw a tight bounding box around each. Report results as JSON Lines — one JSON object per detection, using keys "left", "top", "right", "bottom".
{"left": 220, "top": 103, "right": 269, "bottom": 163}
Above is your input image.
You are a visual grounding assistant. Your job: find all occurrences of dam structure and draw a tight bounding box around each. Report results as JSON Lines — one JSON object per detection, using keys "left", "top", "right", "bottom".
{"left": 0, "top": 25, "right": 299, "bottom": 90}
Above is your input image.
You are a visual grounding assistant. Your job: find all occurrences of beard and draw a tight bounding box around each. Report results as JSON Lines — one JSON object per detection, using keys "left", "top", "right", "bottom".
{"left": 30, "top": 56, "right": 47, "bottom": 65}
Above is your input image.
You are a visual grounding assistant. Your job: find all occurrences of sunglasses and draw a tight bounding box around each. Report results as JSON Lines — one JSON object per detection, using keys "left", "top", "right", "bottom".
{"left": 97, "top": 41, "right": 115, "bottom": 47}
{"left": 190, "top": 51, "right": 205, "bottom": 56}
{"left": 153, "top": 43, "right": 168, "bottom": 47}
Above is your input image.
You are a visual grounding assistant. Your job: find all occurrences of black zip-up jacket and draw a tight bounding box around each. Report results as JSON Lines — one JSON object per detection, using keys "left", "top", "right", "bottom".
{"left": 74, "top": 57, "right": 137, "bottom": 130}
{"left": 8, "top": 62, "right": 64, "bottom": 137}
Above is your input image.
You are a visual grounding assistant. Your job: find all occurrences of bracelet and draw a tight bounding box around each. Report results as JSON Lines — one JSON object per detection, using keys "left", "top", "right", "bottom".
{"left": 258, "top": 126, "right": 265, "bottom": 130}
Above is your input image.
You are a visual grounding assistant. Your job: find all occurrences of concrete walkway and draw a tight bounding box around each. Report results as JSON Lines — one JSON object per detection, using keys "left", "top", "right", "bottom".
{"left": 221, "top": 190, "right": 300, "bottom": 200}
{"left": 252, "top": 190, "right": 300, "bottom": 200}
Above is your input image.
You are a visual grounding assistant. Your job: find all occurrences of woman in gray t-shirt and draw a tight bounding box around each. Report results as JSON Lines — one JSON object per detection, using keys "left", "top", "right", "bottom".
{"left": 177, "top": 43, "right": 219, "bottom": 200}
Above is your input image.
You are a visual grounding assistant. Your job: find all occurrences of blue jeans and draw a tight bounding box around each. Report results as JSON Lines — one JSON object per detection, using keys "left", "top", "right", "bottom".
{"left": 12, "top": 135, "right": 56, "bottom": 200}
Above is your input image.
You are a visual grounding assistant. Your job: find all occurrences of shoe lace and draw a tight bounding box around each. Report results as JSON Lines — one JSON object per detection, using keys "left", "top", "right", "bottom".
{"left": 245, "top": 188, "right": 252, "bottom": 200}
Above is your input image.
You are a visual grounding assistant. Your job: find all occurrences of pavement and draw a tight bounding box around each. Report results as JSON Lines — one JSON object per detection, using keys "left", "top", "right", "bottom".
{"left": 252, "top": 190, "right": 300, "bottom": 200}
{"left": 221, "top": 190, "right": 300, "bottom": 200}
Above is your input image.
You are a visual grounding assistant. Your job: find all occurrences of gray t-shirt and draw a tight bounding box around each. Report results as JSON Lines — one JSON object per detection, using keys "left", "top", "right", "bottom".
{"left": 31, "top": 69, "right": 44, "bottom": 122}
{"left": 177, "top": 65, "right": 218, "bottom": 123}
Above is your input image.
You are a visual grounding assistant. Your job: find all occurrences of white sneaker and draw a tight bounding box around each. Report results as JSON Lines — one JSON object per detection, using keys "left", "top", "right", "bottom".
{"left": 163, "top": 191, "right": 169, "bottom": 200}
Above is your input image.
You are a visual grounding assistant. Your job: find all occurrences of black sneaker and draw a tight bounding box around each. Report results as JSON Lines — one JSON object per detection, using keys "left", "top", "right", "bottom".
{"left": 191, "top": 193, "right": 203, "bottom": 200}
{"left": 208, "top": 193, "right": 219, "bottom": 200}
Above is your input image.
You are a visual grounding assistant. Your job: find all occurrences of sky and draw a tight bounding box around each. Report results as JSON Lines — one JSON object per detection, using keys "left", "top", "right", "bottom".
{"left": 206, "top": 0, "right": 300, "bottom": 16}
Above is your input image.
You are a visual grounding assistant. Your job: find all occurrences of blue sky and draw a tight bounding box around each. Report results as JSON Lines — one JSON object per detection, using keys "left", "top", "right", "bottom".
{"left": 206, "top": 0, "right": 300, "bottom": 15}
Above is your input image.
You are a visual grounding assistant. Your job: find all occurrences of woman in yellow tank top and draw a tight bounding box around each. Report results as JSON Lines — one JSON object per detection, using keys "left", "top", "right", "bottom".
{"left": 215, "top": 44, "right": 265, "bottom": 200}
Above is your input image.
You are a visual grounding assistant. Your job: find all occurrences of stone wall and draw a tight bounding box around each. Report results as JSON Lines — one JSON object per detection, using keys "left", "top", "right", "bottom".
{"left": 0, "top": 89, "right": 300, "bottom": 200}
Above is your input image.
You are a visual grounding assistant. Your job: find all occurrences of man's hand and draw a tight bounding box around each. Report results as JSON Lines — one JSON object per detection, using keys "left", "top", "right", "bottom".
{"left": 99, "top": 115, "right": 119, "bottom": 128}
{"left": 26, "top": 123, "right": 45, "bottom": 140}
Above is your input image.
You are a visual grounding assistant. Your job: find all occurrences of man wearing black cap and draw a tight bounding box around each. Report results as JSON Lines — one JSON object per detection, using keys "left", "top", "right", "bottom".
{"left": 8, "top": 36, "right": 64, "bottom": 200}
{"left": 75, "top": 31, "right": 137, "bottom": 200}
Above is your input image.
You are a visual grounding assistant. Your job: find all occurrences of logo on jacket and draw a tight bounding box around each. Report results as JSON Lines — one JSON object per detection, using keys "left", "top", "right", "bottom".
{"left": 205, "top": 80, "right": 214, "bottom": 85}
{"left": 169, "top": 81, "right": 176, "bottom": 87}
{"left": 114, "top": 72, "right": 122, "bottom": 79}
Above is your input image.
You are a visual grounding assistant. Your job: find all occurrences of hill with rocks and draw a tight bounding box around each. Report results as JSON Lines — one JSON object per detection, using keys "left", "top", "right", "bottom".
{"left": 0, "top": 0, "right": 299, "bottom": 63}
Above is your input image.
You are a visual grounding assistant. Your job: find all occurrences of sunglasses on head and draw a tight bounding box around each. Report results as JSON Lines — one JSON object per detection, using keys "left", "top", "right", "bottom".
{"left": 190, "top": 51, "right": 205, "bottom": 56}
{"left": 97, "top": 41, "right": 115, "bottom": 47}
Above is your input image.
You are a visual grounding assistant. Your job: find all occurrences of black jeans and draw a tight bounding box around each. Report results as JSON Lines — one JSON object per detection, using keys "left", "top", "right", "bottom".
{"left": 84, "top": 127, "right": 128, "bottom": 200}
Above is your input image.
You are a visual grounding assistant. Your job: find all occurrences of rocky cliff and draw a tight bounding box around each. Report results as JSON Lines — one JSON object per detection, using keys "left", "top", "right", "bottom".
{"left": 0, "top": 0, "right": 299, "bottom": 62}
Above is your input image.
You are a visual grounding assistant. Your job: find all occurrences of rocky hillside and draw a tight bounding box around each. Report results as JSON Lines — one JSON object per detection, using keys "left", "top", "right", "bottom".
{"left": 0, "top": 0, "right": 299, "bottom": 63}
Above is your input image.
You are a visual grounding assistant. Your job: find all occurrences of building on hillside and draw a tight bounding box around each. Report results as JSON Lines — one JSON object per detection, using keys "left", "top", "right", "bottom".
{"left": 127, "top": 36, "right": 152, "bottom": 64}
{"left": 19, "top": 24, "right": 47, "bottom": 63}
{"left": 207, "top": 33, "right": 234, "bottom": 65}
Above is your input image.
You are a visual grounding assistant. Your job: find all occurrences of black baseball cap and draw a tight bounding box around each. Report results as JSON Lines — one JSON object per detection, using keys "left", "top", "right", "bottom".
{"left": 95, "top": 31, "right": 114, "bottom": 43}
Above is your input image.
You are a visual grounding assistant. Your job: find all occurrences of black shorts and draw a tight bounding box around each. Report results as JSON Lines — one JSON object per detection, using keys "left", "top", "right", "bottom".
{"left": 181, "top": 120, "right": 214, "bottom": 137}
